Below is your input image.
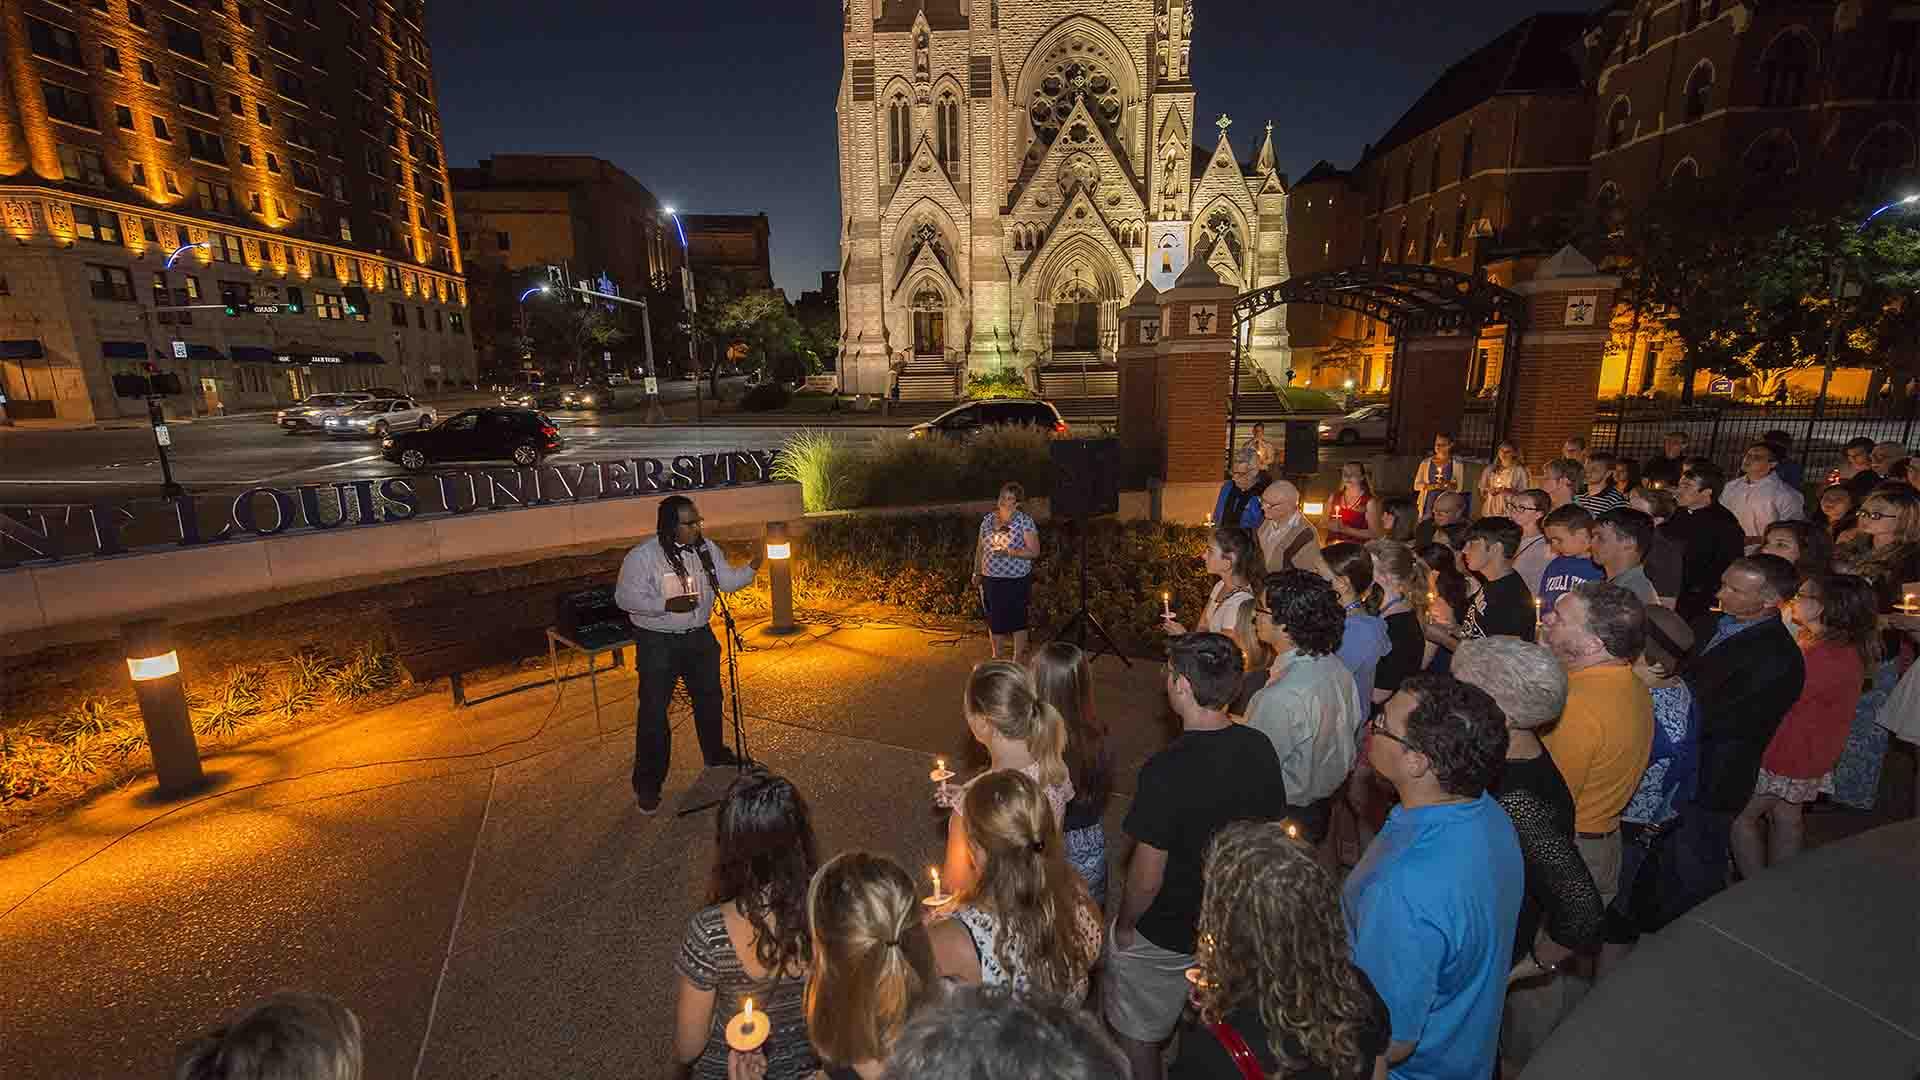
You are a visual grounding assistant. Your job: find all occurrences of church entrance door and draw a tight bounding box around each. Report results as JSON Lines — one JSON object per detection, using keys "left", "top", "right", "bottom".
{"left": 913, "top": 311, "right": 944, "bottom": 356}
{"left": 1052, "top": 302, "right": 1100, "bottom": 352}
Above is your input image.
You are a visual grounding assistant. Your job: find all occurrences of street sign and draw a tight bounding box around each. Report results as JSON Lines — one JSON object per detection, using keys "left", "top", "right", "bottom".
{"left": 644, "top": 377, "right": 659, "bottom": 395}
{"left": 153, "top": 423, "right": 172, "bottom": 447}
{"left": 603, "top": 351, "right": 612, "bottom": 365}
{"left": 170, "top": 340, "right": 188, "bottom": 359}
{"left": 1709, "top": 376, "right": 1734, "bottom": 394}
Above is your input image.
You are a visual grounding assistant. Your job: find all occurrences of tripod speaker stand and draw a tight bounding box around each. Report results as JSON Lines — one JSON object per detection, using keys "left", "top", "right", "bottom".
{"left": 1046, "top": 438, "right": 1132, "bottom": 667}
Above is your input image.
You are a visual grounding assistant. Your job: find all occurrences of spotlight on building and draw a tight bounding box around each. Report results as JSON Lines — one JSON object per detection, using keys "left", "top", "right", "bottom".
{"left": 121, "top": 618, "right": 204, "bottom": 796}
{"left": 765, "top": 521, "right": 797, "bottom": 634}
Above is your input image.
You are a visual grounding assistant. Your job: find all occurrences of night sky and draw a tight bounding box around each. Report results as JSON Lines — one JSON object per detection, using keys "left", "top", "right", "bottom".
{"left": 433, "top": 1, "right": 1563, "bottom": 296}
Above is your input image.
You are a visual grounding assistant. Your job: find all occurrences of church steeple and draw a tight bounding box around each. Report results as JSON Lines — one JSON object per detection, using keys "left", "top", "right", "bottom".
{"left": 1254, "top": 120, "right": 1277, "bottom": 177}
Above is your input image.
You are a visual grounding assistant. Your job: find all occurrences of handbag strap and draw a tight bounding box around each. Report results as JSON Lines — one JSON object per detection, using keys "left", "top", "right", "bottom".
{"left": 1207, "top": 1020, "right": 1265, "bottom": 1080}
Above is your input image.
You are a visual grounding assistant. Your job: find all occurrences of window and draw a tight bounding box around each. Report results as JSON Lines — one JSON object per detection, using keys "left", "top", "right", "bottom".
{"left": 1640, "top": 346, "right": 1660, "bottom": 392}
{"left": 265, "top": 152, "right": 280, "bottom": 173}
{"left": 1453, "top": 200, "right": 1470, "bottom": 257}
{"left": 140, "top": 60, "right": 160, "bottom": 85}
{"left": 385, "top": 265, "right": 401, "bottom": 290}
{"left": 1459, "top": 128, "right": 1474, "bottom": 183}
{"left": 175, "top": 74, "right": 217, "bottom": 114}
{"left": 164, "top": 170, "right": 180, "bottom": 194}
{"left": 428, "top": 179, "right": 445, "bottom": 203}
{"left": 221, "top": 233, "right": 242, "bottom": 261}
{"left": 1633, "top": 15, "right": 1650, "bottom": 57}
{"left": 449, "top": 312, "right": 465, "bottom": 334}
{"left": 1684, "top": 63, "right": 1713, "bottom": 122}
{"left": 390, "top": 301, "right": 406, "bottom": 325}
{"left": 163, "top": 17, "right": 205, "bottom": 60}
{"left": 1429, "top": 140, "right": 1442, "bottom": 193}
{"left": 299, "top": 202, "right": 317, "bottom": 228}
{"left": 313, "top": 252, "right": 336, "bottom": 278}
{"left": 276, "top": 69, "right": 306, "bottom": 102}
{"left": 58, "top": 144, "right": 107, "bottom": 186}
{"left": 1402, "top": 153, "right": 1415, "bottom": 201}
{"left": 1761, "top": 32, "right": 1813, "bottom": 108}
{"left": 131, "top": 162, "right": 149, "bottom": 188}
{"left": 1396, "top": 222, "right": 1408, "bottom": 260}
{"left": 238, "top": 143, "right": 255, "bottom": 166}
{"left": 286, "top": 119, "right": 313, "bottom": 150}
{"left": 74, "top": 205, "right": 122, "bottom": 244}
{"left": 186, "top": 129, "right": 227, "bottom": 164}
{"left": 195, "top": 179, "right": 235, "bottom": 213}
{"left": 415, "top": 305, "right": 426, "bottom": 328}
{"left": 496, "top": 230, "right": 510, "bottom": 250}
{"left": 1745, "top": 131, "right": 1799, "bottom": 177}
{"left": 887, "top": 94, "right": 909, "bottom": 172}
{"left": 152, "top": 115, "right": 170, "bottom": 140}
{"left": 273, "top": 197, "right": 287, "bottom": 219}
{"left": 220, "top": 43, "right": 235, "bottom": 66}
{"left": 935, "top": 93, "right": 960, "bottom": 175}
{"left": 266, "top": 18, "right": 296, "bottom": 56}
{"left": 247, "top": 53, "right": 262, "bottom": 77}
{"left": 128, "top": 2, "right": 147, "bottom": 28}
{"left": 116, "top": 104, "right": 135, "bottom": 129}
{"left": 87, "top": 264, "right": 135, "bottom": 302}
{"left": 256, "top": 103, "right": 271, "bottom": 125}
{"left": 1606, "top": 98, "right": 1631, "bottom": 150}
{"left": 1855, "top": 125, "right": 1917, "bottom": 197}
{"left": 28, "top": 17, "right": 84, "bottom": 67}
{"left": 338, "top": 216, "right": 352, "bottom": 241}
{"left": 238, "top": 4, "right": 254, "bottom": 27}
{"left": 249, "top": 191, "right": 263, "bottom": 213}
{"left": 1882, "top": 22, "right": 1916, "bottom": 101}
{"left": 228, "top": 92, "right": 244, "bottom": 115}
{"left": 184, "top": 275, "right": 202, "bottom": 301}
{"left": 42, "top": 81, "right": 97, "bottom": 127}
{"left": 331, "top": 175, "right": 344, "bottom": 199}
{"left": 370, "top": 188, "right": 390, "bottom": 213}
{"left": 315, "top": 292, "right": 344, "bottom": 320}
{"left": 103, "top": 46, "right": 123, "bottom": 73}
{"left": 291, "top": 159, "right": 322, "bottom": 191}
{"left": 1421, "top": 213, "right": 1437, "bottom": 263}
{"left": 432, "top": 212, "right": 448, "bottom": 237}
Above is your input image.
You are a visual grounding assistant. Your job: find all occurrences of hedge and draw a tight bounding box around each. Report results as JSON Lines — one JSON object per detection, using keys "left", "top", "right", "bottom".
{"left": 775, "top": 427, "right": 1056, "bottom": 511}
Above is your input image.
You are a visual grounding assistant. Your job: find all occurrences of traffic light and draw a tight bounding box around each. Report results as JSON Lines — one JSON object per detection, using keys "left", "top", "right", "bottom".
{"left": 342, "top": 286, "right": 368, "bottom": 317}
{"left": 220, "top": 284, "right": 243, "bottom": 317}
{"left": 284, "top": 285, "right": 304, "bottom": 314}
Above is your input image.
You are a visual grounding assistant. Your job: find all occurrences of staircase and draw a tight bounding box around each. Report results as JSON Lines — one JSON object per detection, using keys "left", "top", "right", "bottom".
{"left": 895, "top": 353, "right": 960, "bottom": 401}
{"left": 1038, "top": 350, "right": 1118, "bottom": 399}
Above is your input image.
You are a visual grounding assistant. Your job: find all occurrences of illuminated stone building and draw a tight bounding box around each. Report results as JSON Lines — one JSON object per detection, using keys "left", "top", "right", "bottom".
{"left": 836, "top": 0, "right": 1291, "bottom": 398}
{"left": 0, "top": 0, "right": 473, "bottom": 421}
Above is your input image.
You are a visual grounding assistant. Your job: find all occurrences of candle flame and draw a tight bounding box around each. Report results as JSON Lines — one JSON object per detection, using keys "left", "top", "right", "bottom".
{"left": 936, "top": 757, "right": 945, "bottom": 771}
{"left": 743, "top": 997, "right": 754, "bottom": 1022}
{"left": 930, "top": 866, "right": 941, "bottom": 895}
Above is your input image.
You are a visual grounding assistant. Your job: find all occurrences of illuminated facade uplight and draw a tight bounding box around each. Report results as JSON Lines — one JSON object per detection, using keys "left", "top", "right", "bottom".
{"left": 766, "top": 542, "right": 792, "bottom": 560}
{"left": 127, "top": 650, "right": 181, "bottom": 681}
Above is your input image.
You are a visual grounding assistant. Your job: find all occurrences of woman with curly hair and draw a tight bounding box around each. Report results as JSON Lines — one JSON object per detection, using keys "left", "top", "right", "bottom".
{"left": 1827, "top": 485, "right": 1920, "bottom": 809}
{"left": 1170, "top": 821, "right": 1390, "bottom": 1079}
{"left": 674, "top": 773, "right": 820, "bottom": 1079}
{"left": 1162, "top": 526, "right": 1263, "bottom": 637}
{"left": 1031, "top": 641, "right": 1113, "bottom": 907}
{"left": 806, "top": 852, "right": 939, "bottom": 1080}
{"left": 928, "top": 769, "right": 1103, "bottom": 1001}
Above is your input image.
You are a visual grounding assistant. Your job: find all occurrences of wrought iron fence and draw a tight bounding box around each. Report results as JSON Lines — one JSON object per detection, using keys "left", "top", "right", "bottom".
{"left": 1591, "top": 394, "right": 1920, "bottom": 478}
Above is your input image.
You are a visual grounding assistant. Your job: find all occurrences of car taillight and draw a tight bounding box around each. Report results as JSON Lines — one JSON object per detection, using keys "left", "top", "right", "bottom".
{"left": 1053, "top": 421, "right": 1070, "bottom": 434}
{"left": 541, "top": 425, "right": 559, "bottom": 438}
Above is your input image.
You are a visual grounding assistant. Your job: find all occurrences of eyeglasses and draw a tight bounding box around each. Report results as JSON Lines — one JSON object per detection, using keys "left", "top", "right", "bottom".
{"left": 1254, "top": 602, "right": 1274, "bottom": 617}
{"left": 1368, "top": 712, "right": 1413, "bottom": 749}
{"left": 1510, "top": 502, "right": 1543, "bottom": 513}
{"left": 1860, "top": 510, "right": 1897, "bottom": 521}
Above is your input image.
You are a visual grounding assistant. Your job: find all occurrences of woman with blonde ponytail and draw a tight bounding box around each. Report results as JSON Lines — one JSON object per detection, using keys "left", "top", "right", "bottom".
{"left": 805, "top": 853, "right": 939, "bottom": 1080}
{"left": 928, "top": 770, "right": 1103, "bottom": 1001}
{"left": 936, "top": 660, "right": 1074, "bottom": 896}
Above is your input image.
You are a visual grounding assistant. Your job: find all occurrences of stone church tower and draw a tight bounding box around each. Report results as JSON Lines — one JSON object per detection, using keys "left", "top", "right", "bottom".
{"left": 837, "top": 0, "right": 1290, "bottom": 397}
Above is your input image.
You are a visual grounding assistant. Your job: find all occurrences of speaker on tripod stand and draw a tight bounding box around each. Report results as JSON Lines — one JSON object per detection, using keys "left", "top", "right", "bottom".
{"left": 1046, "top": 438, "right": 1131, "bottom": 666}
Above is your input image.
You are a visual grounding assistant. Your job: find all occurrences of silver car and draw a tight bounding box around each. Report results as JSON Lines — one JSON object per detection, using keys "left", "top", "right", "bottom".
{"left": 323, "top": 398, "right": 437, "bottom": 438}
{"left": 278, "top": 392, "right": 374, "bottom": 434}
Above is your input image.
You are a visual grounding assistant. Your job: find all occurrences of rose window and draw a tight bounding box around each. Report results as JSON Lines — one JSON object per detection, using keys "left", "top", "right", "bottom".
{"left": 1027, "top": 59, "right": 1123, "bottom": 152}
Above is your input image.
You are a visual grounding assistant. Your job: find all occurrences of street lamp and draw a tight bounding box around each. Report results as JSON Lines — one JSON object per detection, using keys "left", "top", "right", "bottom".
{"left": 664, "top": 205, "right": 702, "bottom": 422}
{"left": 1859, "top": 192, "right": 1920, "bottom": 229}
{"left": 164, "top": 240, "right": 210, "bottom": 270}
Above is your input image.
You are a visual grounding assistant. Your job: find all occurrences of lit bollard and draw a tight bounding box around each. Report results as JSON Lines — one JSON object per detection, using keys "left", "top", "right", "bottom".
{"left": 122, "top": 619, "right": 204, "bottom": 796}
{"left": 765, "top": 521, "right": 798, "bottom": 634}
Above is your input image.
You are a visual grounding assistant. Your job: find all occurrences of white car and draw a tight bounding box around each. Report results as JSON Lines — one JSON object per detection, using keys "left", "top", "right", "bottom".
{"left": 323, "top": 398, "right": 437, "bottom": 438}
{"left": 278, "top": 392, "right": 374, "bottom": 434}
{"left": 1318, "top": 404, "right": 1390, "bottom": 444}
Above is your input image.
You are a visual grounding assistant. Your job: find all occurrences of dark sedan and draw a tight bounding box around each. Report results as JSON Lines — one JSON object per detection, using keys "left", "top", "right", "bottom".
{"left": 381, "top": 407, "right": 564, "bottom": 471}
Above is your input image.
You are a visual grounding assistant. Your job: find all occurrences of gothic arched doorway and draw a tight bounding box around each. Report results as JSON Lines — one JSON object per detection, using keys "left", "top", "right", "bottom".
{"left": 911, "top": 284, "right": 946, "bottom": 357}
{"left": 1051, "top": 281, "right": 1101, "bottom": 352}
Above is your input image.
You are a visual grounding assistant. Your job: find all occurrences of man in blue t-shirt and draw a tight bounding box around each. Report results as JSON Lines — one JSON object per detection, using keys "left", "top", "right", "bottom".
{"left": 1539, "top": 503, "right": 1604, "bottom": 616}
{"left": 1346, "top": 673, "right": 1523, "bottom": 1080}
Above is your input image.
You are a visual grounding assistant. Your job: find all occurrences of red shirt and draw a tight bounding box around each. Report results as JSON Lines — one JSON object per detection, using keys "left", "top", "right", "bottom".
{"left": 1761, "top": 639, "right": 1866, "bottom": 779}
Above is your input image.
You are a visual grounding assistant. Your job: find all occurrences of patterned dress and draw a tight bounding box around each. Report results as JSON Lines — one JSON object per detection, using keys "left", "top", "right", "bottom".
{"left": 941, "top": 902, "right": 1102, "bottom": 1001}
{"left": 675, "top": 905, "right": 817, "bottom": 1080}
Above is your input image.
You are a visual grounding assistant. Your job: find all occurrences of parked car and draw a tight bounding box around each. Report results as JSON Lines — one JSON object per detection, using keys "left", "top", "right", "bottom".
{"left": 277, "top": 392, "right": 375, "bottom": 434}
{"left": 500, "top": 384, "right": 568, "bottom": 409}
{"left": 323, "top": 398, "right": 436, "bottom": 438}
{"left": 1318, "top": 404, "right": 1390, "bottom": 444}
{"left": 907, "top": 399, "right": 1070, "bottom": 440}
{"left": 381, "top": 407, "right": 564, "bottom": 470}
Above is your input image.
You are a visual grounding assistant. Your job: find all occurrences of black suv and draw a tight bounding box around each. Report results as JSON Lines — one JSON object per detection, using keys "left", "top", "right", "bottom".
{"left": 907, "top": 399, "right": 1070, "bottom": 440}
{"left": 381, "top": 407, "right": 564, "bottom": 470}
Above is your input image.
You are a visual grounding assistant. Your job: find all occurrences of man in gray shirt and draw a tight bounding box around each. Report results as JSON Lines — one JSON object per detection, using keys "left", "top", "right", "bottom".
{"left": 614, "top": 494, "right": 763, "bottom": 812}
{"left": 1592, "top": 507, "right": 1659, "bottom": 605}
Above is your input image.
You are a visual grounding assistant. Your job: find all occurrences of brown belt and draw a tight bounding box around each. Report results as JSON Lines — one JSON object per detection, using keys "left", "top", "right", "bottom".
{"left": 1577, "top": 828, "right": 1619, "bottom": 840}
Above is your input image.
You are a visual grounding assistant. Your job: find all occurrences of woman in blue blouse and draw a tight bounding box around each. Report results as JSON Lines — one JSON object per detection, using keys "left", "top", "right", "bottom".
{"left": 974, "top": 481, "right": 1041, "bottom": 661}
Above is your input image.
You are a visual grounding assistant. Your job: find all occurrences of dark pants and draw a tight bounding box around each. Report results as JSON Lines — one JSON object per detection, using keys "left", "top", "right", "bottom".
{"left": 1658, "top": 800, "right": 1735, "bottom": 927}
{"left": 632, "top": 626, "right": 727, "bottom": 802}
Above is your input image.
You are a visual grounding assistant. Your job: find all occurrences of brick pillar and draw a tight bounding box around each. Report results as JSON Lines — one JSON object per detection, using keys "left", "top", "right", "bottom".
{"left": 1389, "top": 332, "right": 1476, "bottom": 452}
{"left": 1501, "top": 249, "right": 1620, "bottom": 468}
{"left": 1156, "top": 258, "right": 1238, "bottom": 522}
{"left": 1116, "top": 281, "right": 1162, "bottom": 486}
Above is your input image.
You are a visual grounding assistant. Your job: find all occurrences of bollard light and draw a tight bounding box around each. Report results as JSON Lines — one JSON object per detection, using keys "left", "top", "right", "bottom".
{"left": 121, "top": 619, "right": 204, "bottom": 796}
{"left": 765, "top": 521, "right": 799, "bottom": 634}
{"left": 1303, "top": 501, "right": 1326, "bottom": 516}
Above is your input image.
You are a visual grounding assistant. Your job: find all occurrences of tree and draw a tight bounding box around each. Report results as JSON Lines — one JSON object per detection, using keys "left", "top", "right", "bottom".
{"left": 527, "top": 298, "right": 629, "bottom": 382}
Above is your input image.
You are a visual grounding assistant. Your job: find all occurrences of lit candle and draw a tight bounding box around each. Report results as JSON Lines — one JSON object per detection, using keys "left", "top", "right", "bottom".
{"left": 725, "top": 996, "right": 769, "bottom": 1052}
{"left": 1285, "top": 821, "right": 1300, "bottom": 840}
{"left": 923, "top": 865, "right": 950, "bottom": 907}
{"left": 1162, "top": 591, "right": 1172, "bottom": 617}
{"left": 930, "top": 756, "right": 953, "bottom": 783}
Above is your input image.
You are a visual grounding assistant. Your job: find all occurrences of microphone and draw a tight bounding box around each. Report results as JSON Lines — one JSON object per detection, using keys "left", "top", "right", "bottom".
{"left": 695, "top": 538, "right": 723, "bottom": 592}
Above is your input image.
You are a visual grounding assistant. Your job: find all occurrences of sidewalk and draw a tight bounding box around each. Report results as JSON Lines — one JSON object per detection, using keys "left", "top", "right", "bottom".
{"left": 0, "top": 608, "right": 1164, "bottom": 1078}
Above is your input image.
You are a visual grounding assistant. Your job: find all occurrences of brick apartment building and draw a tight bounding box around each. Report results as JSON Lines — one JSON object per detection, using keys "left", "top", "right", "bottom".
{"left": 1287, "top": 1, "right": 1919, "bottom": 403}
{"left": 679, "top": 212, "right": 773, "bottom": 294}
{"left": 0, "top": 0, "right": 475, "bottom": 421}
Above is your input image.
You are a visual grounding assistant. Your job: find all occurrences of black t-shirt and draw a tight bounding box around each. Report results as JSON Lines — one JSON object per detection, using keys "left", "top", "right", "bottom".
{"left": 1168, "top": 964, "right": 1391, "bottom": 1080}
{"left": 1373, "top": 611, "right": 1425, "bottom": 698}
{"left": 1463, "top": 570, "right": 1536, "bottom": 641}
{"left": 1673, "top": 503, "right": 1747, "bottom": 622}
{"left": 1126, "top": 725, "right": 1289, "bottom": 955}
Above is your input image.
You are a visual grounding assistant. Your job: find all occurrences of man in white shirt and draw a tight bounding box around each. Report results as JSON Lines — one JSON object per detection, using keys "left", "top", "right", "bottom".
{"left": 614, "top": 494, "right": 763, "bottom": 813}
{"left": 1719, "top": 442, "right": 1806, "bottom": 551}
{"left": 1247, "top": 569, "right": 1360, "bottom": 843}
{"left": 1257, "top": 479, "right": 1324, "bottom": 575}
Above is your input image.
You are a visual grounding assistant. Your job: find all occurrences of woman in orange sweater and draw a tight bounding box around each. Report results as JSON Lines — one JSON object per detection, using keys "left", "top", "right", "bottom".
{"left": 1731, "top": 573, "right": 1882, "bottom": 877}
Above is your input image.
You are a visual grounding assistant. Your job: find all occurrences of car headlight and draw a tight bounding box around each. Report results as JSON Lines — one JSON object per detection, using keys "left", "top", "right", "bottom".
{"left": 908, "top": 429, "right": 924, "bottom": 439}
{"left": 582, "top": 395, "right": 595, "bottom": 405}
{"left": 1318, "top": 423, "right": 1331, "bottom": 432}
{"left": 382, "top": 437, "right": 395, "bottom": 448}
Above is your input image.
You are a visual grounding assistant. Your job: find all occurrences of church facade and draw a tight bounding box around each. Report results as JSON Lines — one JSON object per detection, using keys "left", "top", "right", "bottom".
{"left": 836, "top": 0, "right": 1290, "bottom": 396}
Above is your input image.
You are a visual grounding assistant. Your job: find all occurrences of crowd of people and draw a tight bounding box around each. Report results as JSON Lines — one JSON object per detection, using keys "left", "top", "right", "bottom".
{"left": 169, "top": 430, "right": 1918, "bottom": 1080}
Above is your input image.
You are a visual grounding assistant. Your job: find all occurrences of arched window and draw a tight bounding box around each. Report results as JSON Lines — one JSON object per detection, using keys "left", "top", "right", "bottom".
{"left": 1670, "top": 158, "right": 1700, "bottom": 185}
{"left": 1855, "top": 124, "right": 1917, "bottom": 198}
{"left": 1882, "top": 21, "right": 1916, "bottom": 100}
{"left": 1459, "top": 128, "right": 1474, "bottom": 183}
{"left": 1429, "top": 140, "right": 1442, "bottom": 193}
{"left": 1421, "top": 213, "right": 1437, "bottom": 263}
{"left": 1403, "top": 153, "right": 1416, "bottom": 202}
{"left": 1683, "top": 62, "right": 1713, "bottom": 122}
{"left": 1744, "top": 130, "right": 1799, "bottom": 177}
{"left": 1396, "top": 221, "right": 1408, "bottom": 262}
{"left": 935, "top": 93, "right": 961, "bottom": 176}
{"left": 1760, "top": 32, "right": 1813, "bottom": 108}
{"left": 1452, "top": 200, "right": 1470, "bottom": 257}
{"left": 1633, "top": 14, "right": 1651, "bottom": 57}
{"left": 887, "top": 94, "right": 910, "bottom": 175}
{"left": 1596, "top": 181, "right": 1622, "bottom": 210}
{"left": 1607, "top": 98, "right": 1632, "bottom": 150}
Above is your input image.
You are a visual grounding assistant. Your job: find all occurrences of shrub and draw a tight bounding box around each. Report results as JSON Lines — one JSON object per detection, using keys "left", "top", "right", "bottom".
{"left": 965, "top": 368, "right": 1033, "bottom": 400}
{"left": 858, "top": 432, "right": 968, "bottom": 506}
{"left": 783, "top": 427, "right": 1058, "bottom": 510}
{"left": 956, "top": 424, "right": 1056, "bottom": 501}
{"left": 740, "top": 382, "right": 793, "bottom": 412}
{"left": 773, "top": 429, "right": 866, "bottom": 512}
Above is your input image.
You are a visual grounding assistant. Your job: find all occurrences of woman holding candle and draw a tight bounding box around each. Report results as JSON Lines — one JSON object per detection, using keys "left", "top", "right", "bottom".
{"left": 1732, "top": 574, "right": 1881, "bottom": 877}
{"left": 972, "top": 482, "right": 1041, "bottom": 662}
{"left": 1169, "top": 821, "right": 1389, "bottom": 1079}
{"left": 1477, "top": 441, "right": 1530, "bottom": 519}
{"left": 1031, "top": 642, "right": 1113, "bottom": 908}
{"left": 805, "top": 852, "right": 940, "bottom": 1080}
{"left": 936, "top": 661, "right": 1072, "bottom": 898}
{"left": 1325, "top": 462, "right": 1384, "bottom": 542}
{"left": 1161, "top": 527, "right": 1261, "bottom": 637}
{"left": 928, "top": 769, "right": 1103, "bottom": 1000}
{"left": 674, "top": 774, "right": 820, "bottom": 1080}
{"left": 1825, "top": 486, "right": 1920, "bottom": 810}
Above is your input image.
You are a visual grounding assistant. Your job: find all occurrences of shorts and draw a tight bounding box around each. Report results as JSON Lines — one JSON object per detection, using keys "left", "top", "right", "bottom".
{"left": 1754, "top": 768, "right": 1826, "bottom": 804}
{"left": 1574, "top": 829, "right": 1623, "bottom": 908}
{"left": 1101, "top": 921, "right": 1194, "bottom": 1044}
{"left": 981, "top": 574, "right": 1032, "bottom": 635}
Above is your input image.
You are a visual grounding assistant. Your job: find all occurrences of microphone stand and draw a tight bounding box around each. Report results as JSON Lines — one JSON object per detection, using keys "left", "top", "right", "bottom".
{"left": 676, "top": 539, "right": 757, "bottom": 818}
